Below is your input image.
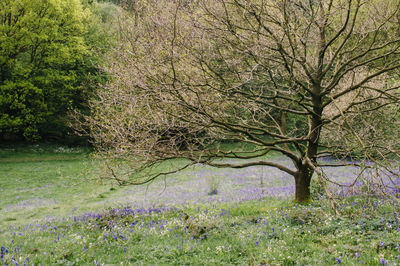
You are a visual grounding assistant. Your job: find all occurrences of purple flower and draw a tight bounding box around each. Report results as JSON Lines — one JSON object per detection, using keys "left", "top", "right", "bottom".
{"left": 336, "top": 258, "right": 341, "bottom": 264}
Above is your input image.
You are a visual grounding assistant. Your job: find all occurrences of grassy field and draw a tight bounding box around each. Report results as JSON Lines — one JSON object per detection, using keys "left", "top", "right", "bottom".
{"left": 1, "top": 144, "right": 400, "bottom": 265}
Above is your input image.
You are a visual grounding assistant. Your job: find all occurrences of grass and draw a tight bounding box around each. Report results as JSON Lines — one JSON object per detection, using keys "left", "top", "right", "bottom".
{"left": 0, "top": 144, "right": 107, "bottom": 228}
{"left": 1, "top": 144, "right": 400, "bottom": 265}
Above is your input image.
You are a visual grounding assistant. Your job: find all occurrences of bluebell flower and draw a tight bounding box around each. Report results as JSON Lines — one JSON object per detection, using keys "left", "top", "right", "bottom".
{"left": 336, "top": 258, "right": 341, "bottom": 264}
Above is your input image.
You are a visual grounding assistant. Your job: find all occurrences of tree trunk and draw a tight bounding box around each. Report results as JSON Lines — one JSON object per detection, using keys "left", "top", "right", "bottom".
{"left": 295, "top": 166, "right": 313, "bottom": 203}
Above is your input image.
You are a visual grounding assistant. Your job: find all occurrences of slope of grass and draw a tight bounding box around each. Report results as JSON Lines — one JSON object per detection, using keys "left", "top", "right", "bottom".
{"left": 0, "top": 144, "right": 105, "bottom": 228}
{"left": 1, "top": 144, "right": 400, "bottom": 265}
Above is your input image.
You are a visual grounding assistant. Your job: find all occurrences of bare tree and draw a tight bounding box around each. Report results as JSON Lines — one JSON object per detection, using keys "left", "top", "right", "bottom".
{"left": 85, "top": 0, "right": 400, "bottom": 202}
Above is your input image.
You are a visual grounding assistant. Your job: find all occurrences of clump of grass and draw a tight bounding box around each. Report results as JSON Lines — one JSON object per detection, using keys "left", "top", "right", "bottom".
{"left": 206, "top": 176, "right": 222, "bottom": 195}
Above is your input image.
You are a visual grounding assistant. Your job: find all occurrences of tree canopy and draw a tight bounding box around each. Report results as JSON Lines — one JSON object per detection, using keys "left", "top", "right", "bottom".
{"left": 85, "top": 0, "right": 400, "bottom": 202}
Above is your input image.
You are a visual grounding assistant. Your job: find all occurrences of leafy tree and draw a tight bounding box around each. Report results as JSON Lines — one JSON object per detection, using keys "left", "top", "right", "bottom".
{"left": 87, "top": 0, "right": 400, "bottom": 202}
{"left": 0, "top": 0, "right": 115, "bottom": 141}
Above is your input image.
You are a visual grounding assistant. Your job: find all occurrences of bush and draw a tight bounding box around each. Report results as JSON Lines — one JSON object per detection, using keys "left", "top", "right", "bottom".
{"left": 310, "top": 176, "right": 326, "bottom": 201}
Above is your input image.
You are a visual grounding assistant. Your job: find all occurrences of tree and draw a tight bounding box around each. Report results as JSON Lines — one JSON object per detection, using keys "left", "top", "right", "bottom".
{"left": 0, "top": 0, "right": 115, "bottom": 141}
{"left": 87, "top": 0, "right": 400, "bottom": 202}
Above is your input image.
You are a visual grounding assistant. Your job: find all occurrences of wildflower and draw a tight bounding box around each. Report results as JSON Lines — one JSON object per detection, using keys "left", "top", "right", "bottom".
{"left": 336, "top": 258, "right": 341, "bottom": 264}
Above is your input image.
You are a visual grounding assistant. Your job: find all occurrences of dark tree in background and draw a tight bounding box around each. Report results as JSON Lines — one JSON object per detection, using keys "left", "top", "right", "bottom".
{"left": 0, "top": 0, "right": 117, "bottom": 142}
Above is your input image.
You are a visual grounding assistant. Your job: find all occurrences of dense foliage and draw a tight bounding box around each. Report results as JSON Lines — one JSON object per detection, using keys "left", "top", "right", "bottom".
{"left": 0, "top": 0, "right": 116, "bottom": 142}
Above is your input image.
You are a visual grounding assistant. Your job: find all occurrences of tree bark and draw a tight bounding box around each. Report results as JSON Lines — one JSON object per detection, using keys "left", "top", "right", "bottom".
{"left": 295, "top": 165, "right": 313, "bottom": 203}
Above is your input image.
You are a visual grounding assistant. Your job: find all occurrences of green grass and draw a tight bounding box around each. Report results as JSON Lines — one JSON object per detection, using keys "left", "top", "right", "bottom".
{"left": 1, "top": 198, "right": 400, "bottom": 265}
{"left": 1, "top": 144, "right": 400, "bottom": 265}
{"left": 0, "top": 144, "right": 108, "bottom": 228}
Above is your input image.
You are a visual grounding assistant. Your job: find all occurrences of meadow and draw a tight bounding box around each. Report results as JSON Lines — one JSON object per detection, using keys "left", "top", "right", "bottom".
{"left": 1, "top": 144, "right": 400, "bottom": 265}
